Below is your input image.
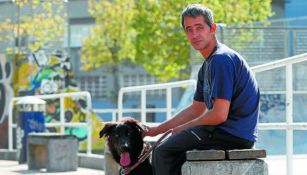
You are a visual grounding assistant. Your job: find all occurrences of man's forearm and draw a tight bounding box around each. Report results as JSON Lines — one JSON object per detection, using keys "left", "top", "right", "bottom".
{"left": 173, "top": 99, "right": 230, "bottom": 134}
{"left": 172, "top": 109, "right": 225, "bottom": 134}
{"left": 157, "top": 104, "right": 204, "bottom": 133}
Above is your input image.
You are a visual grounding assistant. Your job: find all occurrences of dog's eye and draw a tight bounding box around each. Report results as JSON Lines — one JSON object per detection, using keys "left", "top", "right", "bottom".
{"left": 128, "top": 130, "right": 134, "bottom": 135}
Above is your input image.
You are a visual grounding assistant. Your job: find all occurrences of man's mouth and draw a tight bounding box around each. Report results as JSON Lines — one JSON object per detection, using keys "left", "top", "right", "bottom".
{"left": 192, "top": 40, "right": 202, "bottom": 45}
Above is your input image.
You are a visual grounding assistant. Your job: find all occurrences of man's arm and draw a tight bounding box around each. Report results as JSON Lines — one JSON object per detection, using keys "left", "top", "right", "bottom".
{"left": 172, "top": 98, "right": 230, "bottom": 135}
{"left": 145, "top": 100, "right": 206, "bottom": 137}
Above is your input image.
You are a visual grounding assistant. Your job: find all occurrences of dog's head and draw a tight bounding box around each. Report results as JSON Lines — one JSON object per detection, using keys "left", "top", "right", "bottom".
{"left": 100, "top": 117, "right": 144, "bottom": 167}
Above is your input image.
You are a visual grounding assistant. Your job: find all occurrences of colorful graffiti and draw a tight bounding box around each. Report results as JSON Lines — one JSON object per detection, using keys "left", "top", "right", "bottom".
{"left": 12, "top": 50, "right": 104, "bottom": 151}
{"left": 15, "top": 50, "right": 69, "bottom": 96}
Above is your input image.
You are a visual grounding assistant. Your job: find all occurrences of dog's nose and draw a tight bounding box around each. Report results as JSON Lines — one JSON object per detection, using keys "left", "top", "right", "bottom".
{"left": 120, "top": 143, "right": 129, "bottom": 150}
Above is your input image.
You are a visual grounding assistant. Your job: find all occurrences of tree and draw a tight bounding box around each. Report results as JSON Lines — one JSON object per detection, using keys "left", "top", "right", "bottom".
{"left": 0, "top": 0, "right": 66, "bottom": 54}
{"left": 82, "top": 0, "right": 273, "bottom": 81}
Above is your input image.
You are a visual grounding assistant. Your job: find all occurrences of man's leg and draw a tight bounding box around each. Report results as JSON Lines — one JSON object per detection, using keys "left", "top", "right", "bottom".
{"left": 151, "top": 126, "right": 254, "bottom": 175}
{"left": 152, "top": 126, "right": 214, "bottom": 175}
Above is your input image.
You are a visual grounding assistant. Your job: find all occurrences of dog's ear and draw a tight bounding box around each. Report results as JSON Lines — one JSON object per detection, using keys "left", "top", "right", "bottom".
{"left": 125, "top": 119, "right": 145, "bottom": 135}
{"left": 99, "top": 122, "right": 117, "bottom": 138}
{"left": 121, "top": 117, "right": 144, "bottom": 131}
{"left": 135, "top": 123, "right": 144, "bottom": 132}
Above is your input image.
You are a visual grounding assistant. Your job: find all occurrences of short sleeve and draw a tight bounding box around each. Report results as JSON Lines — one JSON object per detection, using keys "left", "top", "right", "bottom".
{"left": 193, "top": 66, "right": 204, "bottom": 102}
{"left": 211, "top": 56, "right": 234, "bottom": 101}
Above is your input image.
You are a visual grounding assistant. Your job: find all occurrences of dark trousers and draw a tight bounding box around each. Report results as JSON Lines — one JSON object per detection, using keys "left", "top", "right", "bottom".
{"left": 152, "top": 126, "right": 254, "bottom": 175}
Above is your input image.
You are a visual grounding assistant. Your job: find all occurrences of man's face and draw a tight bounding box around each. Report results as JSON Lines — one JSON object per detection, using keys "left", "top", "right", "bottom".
{"left": 183, "top": 15, "right": 215, "bottom": 51}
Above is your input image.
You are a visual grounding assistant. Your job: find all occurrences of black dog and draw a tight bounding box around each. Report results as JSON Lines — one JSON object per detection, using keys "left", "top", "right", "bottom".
{"left": 100, "top": 118, "right": 152, "bottom": 175}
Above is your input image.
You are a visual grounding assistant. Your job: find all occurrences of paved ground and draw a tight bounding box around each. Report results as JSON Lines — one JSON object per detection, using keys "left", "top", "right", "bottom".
{"left": 0, "top": 160, "right": 104, "bottom": 175}
{"left": 0, "top": 155, "right": 306, "bottom": 175}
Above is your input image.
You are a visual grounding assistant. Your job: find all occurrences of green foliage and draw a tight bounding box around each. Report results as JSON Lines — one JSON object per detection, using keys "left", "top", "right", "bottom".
{"left": 82, "top": 0, "right": 137, "bottom": 70}
{"left": 0, "top": 0, "right": 66, "bottom": 54}
{"left": 82, "top": 0, "right": 273, "bottom": 81}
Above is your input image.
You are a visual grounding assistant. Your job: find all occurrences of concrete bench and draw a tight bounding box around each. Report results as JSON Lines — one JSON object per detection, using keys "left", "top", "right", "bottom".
{"left": 27, "top": 133, "right": 78, "bottom": 172}
{"left": 182, "top": 149, "right": 268, "bottom": 175}
{"left": 104, "top": 144, "right": 120, "bottom": 175}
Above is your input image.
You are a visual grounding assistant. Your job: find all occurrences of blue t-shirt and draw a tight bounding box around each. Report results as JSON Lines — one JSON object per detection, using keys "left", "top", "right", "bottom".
{"left": 194, "top": 43, "right": 260, "bottom": 142}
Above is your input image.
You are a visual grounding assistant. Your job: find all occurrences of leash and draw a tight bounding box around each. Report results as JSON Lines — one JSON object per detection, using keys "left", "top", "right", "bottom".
{"left": 121, "top": 129, "right": 173, "bottom": 175}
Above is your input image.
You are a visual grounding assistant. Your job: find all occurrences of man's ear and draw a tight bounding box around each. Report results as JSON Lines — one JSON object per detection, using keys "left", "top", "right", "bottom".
{"left": 211, "top": 23, "right": 217, "bottom": 32}
{"left": 99, "top": 122, "right": 117, "bottom": 138}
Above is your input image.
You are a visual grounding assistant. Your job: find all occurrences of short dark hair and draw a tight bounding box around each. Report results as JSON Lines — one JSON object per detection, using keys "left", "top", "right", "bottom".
{"left": 181, "top": 4, "right": 214, "bottom": 29}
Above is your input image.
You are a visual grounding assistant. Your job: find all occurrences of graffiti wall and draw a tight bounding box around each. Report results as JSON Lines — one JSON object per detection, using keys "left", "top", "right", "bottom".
{"left": 0, "top": 54, "right": 13, "bottom": 148}
{"left": 0, "top": 50, "right": 104, "bottom": 151}
{"left": 15, "top": 50, "right": 70, "bottom": 96}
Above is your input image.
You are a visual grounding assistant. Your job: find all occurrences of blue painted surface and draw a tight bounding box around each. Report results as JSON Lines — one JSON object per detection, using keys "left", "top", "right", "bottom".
{"left": 92, "top": 99, "right": 115, "bottom": 121}
{"left": 285, "top": 0, "right": 307, "bottom": 19}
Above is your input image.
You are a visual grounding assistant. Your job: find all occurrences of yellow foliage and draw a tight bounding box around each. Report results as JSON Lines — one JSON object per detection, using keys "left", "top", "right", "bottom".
{"left": 0, "top": 0, "right": 66, "bottom": 53}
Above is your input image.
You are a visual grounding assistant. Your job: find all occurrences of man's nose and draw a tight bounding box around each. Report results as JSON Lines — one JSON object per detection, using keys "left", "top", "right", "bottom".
{"left": 191, "top": 30, "right": 199, "bottom": 38}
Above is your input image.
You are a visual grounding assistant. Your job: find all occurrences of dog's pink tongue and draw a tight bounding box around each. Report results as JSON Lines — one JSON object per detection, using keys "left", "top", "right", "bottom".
{"left": 120, "top": 152, "right": 131, "bottom": 167}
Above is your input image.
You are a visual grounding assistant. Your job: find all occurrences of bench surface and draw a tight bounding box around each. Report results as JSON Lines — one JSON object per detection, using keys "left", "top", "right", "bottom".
{"left": 226, "top": 149, "right": 266, "bottom": 160}
{"left": 186, "top": 149, "right": 266, "bottom": 161}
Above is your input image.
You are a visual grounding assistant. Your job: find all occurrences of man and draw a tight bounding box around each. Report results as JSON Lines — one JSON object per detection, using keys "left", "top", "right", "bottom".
{"left": 145, "top": 4, "right": 260, "bottom": 175}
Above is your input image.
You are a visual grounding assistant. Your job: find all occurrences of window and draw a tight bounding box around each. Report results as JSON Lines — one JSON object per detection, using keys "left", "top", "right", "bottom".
{"left": 77, "top": 76, "right": 107, "bottom": 98}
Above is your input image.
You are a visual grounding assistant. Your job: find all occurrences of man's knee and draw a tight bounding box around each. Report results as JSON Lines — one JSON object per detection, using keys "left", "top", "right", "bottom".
{"left": 153, "top": 143, "right": 167, "bottom": 158}
{"left": 154, "top": 141, "right": 176, "bottom": 163}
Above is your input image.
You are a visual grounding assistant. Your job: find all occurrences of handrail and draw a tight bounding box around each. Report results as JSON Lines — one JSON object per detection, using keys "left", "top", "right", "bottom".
{"left": 93, "top": 108, "right": 177, "bottom": 122}
{"left": 251, "top": 53, "right": 307, "bottom": 73}
{"left": 253, "top": 53, "right": 307, "bottom": 175}
{"left": 117, "top": 80, "right": 196, "bottom": 123}
{"left": 259, "top": 123, "right": 307, "bottom": 130}
{"left": 8, "top": 91, "right": 93, "bottom": 155}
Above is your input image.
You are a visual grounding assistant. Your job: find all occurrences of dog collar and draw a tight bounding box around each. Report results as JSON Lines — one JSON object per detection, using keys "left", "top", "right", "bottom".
{"left": 121, "top": 129, "right": 172, "bottom": 174}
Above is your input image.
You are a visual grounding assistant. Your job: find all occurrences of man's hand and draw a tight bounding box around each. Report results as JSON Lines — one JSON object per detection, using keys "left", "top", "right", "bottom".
{"left": 143, "top": 125, "right": 160, "bottom": 137}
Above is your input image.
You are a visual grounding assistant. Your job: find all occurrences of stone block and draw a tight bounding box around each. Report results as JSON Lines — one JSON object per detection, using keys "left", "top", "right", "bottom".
{"left": 78, "top": 153, "right": 104, "bottom": 170}
{"left": 0, "top": 150, "right": 17, "bottom": 161}
{"left": 226, "top": 149, "right": 266, "bottom": 160}
{"left": 27, "top": 133, "right": 78, "bottom": 172}
{"left": 186, "top": 149, "right": 225, "bottom": 161}
{"left": 182, "top": 159, "right": 268, "bottom": 175}
{"left": 104, "top": 144, "right": 119, "bottom": 175}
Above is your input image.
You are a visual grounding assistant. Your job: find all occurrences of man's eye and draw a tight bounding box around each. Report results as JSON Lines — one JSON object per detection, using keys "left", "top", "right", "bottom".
{"left": 196, "top": 26, "right": 203, "bottom": 30}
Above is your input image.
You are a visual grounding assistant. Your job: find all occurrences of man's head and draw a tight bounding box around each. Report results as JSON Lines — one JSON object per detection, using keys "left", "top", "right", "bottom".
{"left": 181, "top": 4, "right": 217, "bottom": 54}
{"left": 181, "top": 4, "right": 214, "bottom": 30}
